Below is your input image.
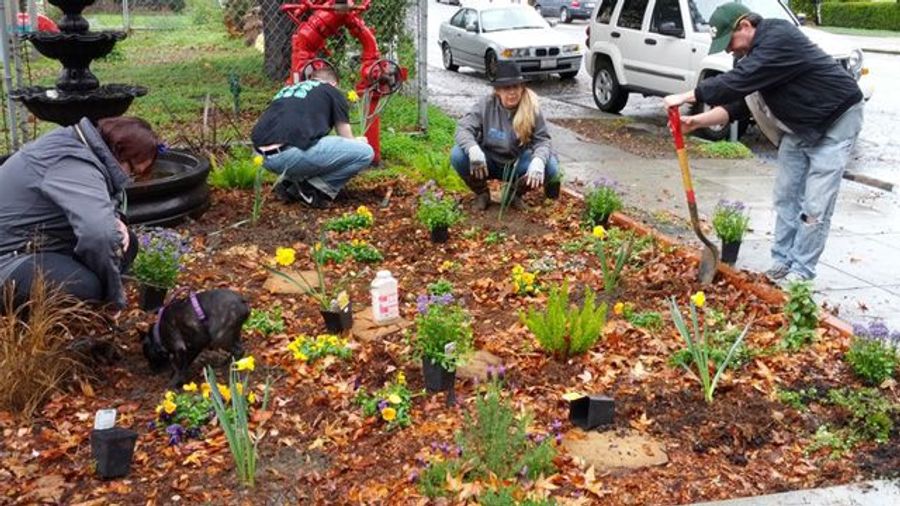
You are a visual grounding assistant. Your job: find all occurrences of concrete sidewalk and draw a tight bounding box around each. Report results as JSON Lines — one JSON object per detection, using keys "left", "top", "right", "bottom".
{"left": 550, "top": 122, "right": 900, "bottom": 329}
{"left": 692, "top": 479, "right": 899, "bottom": 505}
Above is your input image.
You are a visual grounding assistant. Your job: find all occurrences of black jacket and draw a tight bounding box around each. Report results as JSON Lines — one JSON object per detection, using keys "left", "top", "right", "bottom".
{"left": 695, "top": 19, "right": 862, "bottom": 145}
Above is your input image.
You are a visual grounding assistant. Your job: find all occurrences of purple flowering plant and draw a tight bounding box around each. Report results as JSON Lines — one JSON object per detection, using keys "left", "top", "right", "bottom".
{"left": 416, "top": 180, "right": 463, "bottom": 231}
{"left": 846, "top": 321, "right": 898, "bottom": 385}
{"left": 132, "top": 227, "right": 188, "bottom": 289}
{"left": 712, "top": 199, "right": 750, "bottom": 243}
{"left": 584, "top": 177, "right": 623, "bottom": 225}
{"left": 413, "top": 293, "right": 472, "bottom": 371}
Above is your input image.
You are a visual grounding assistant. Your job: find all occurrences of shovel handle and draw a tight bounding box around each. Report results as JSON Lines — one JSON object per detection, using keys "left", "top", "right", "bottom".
{"left": 667, "top": 106, "right": 685, "bottom": 150}
{"left": 667, "top": 106, "right": 696, "bottom": 205}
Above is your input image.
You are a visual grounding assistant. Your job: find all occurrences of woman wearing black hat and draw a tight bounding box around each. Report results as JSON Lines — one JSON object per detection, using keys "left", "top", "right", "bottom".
{"left": 451, "top": 62, "right": 559, "bottom": 211}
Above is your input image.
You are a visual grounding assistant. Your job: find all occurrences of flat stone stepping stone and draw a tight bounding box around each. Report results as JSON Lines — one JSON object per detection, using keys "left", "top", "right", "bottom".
{"left": 263, "top": 269, "right": 318, "bottom": 294}
{"left": 351, "top": 306, "right": 411, "bottom": 341}
{"left": 562, "top": 428, "right": 668, "bottom": 475}
{"left": 456, "top": 350, "right": 503, "bottom": 381}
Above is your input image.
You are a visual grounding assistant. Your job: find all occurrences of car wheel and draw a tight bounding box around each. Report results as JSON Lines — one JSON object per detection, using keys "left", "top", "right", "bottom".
{"left": 442, "top": 43, "right": 459, "bottom": 72}
{"left": 560, "top": 7, "right": 571, "bottom": 23}
{"left": 560, "top": 70, "right": 578, "bottom": 80}
{"left": 592, "top": 59, "right": 628, "bottom": 113}
{"left": 534, "top": 4, "right": 542, "bottom": 15}
{"left": 691, "top": 72, "right": 747, "bottom": 141}
{"left": 485, "top": 50, "right": 499, "bottom": 81}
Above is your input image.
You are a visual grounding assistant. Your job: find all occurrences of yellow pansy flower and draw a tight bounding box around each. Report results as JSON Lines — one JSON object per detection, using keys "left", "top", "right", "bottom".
{"left": 522, "top": 272, "right": 536, "bottom": 285}
{"left": 275, "top": 247, "right": 296, "bottom": 266}
{"left": 381, "top": 407, "right": 397, "bottom": 422}
{"left": 182, "top": 382, "right": 198, "bottom": 392}
{"left": 690, "top": 291, "right": 706, "bottom": 308}
{"left": 513, "top": 281, "right": 521, "bottom": 294}
{"left": 155, "top": 404, "right": 163, "bottom": 414}
{"left": 592, "top": 225, "right": 607, "bottom": 240}
{"left": 201, "top": 382, "right": 212, "bottom": 399}
{"left": 396, "top": 371, "right": 406, "bottom": 385}
{"left": 314, "top": 242, "right": 323, "bottom": 252}
{"left": 163, "top": 398, "right": 177, "bottom": 415}
{"left": 164, "top": 390, "right": 175, "bottom": 402}
{"left": 512, "top": 264, "right": 525, "bottom": 275}
{"left": 356, "top": 205, "right": 372, "bottom": 219}
{"left": 248, "top": 392, "right": 257, "bottom": 404}
{"left": 613, "top": 302, "right": 625, "bottom": 316}
{"left": 347, "top": 90, "right": 359, "bottom": 103}
{"left": 235, "top": 355, "right": 255, "bottom": 372}
{"left": 252, "top": 154, "right": 264, "bottom": 167}
{"left": 388, "top": 394, "right": 402, "bottom": 405}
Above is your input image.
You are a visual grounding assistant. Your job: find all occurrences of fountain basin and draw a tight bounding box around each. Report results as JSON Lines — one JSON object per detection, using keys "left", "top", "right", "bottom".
{"left": 11, "top": 84, "right": 148, "bottom": 126}
{"left": 25, "top": 31, "right": 125, "bottom": 69}
{"left": 126, "top": 149, "right": 211, "bottom": 227}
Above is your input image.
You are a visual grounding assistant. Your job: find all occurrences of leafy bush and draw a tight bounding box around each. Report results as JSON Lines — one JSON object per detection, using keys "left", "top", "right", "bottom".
{"left": 777, "top": 386, "right": 820, "bottom": 411}
{"left": 846, "top": 337, "right": 897, "bottom": 385}
{"left": 208, "top": 148, "right": 262, "bottom": 190}
{"left": 416, "top": 182, "right": 463, "bottom": 231}
{"left": 827, "top": 387, "right": 895, "bottom": 444}
{"left": 521, "top": 281, "right": 608, "bottom": 360}
{"left": 132, "top": 228, "right": 188, "bottom": 289}
{"left": 243, "top": 306, "right": 284, "bottom": 336}
{"left": 712, "top": 200, "right": 750, "bottom": 243}
{"left": 694, "top": 141, "right": 753, "bottom": 159}
{"left": 584, "top": 178, "right": 623, "bottom": 225}
{"left": 781, "top": 280, "right": 819, "bottom": 350}
{"left": 821, "top": 2, "right": 900, "bottom": 31}
{"left": 414, "top": 295, "right": 472, "bottom": 371}
{"left": 323, "top": 206, "right": 374, "bottom": 232}
{"left": 427, "top": 278, "right": 454, "bottom": 296}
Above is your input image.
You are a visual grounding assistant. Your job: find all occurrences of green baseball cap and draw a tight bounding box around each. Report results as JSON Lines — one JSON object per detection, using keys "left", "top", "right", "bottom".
{"left": 708, "top": 2, "right": 752, "bottom": 54}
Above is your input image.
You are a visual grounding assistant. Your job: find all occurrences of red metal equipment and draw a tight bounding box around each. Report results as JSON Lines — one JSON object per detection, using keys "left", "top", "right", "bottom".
{"left": 280, "top": 0, "right": 408, "bottom": 164}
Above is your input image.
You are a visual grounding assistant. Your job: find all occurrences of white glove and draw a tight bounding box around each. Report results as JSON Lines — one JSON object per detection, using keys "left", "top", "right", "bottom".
{"left": 525, "top": 157, "right": 545, "bottom": 189}
{"left": 468, "top": 145, "right": 488, "bottom": 180}
{"left": 116, "top": 219, "right": 129, "bottom": 253}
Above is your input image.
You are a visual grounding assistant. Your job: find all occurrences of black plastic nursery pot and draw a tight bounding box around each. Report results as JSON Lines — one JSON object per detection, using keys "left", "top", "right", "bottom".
{"left": 321, "top": 302, "right": 353, "bottom": 334}
{"left": 590, "top": 214, "right": 611, "bottom": 228}
{"left": 422, "top": 357, "right": 456, "bottom": 393}
{"left": 721, "top": 241, "right": 742, "bottom": 265}
{"left": 91, "top": 427, "right": 138, "bottom": 479}
{"left": 545, "top": 181, "right": 561, "bottom": 200}
{"left": 568, "top": 395, "right": 614, "bottom": 430}
{"left": 430, "top": 226, "right": 449, "bottom": 243}
{"left": 139, "top": 285, "right": 168, "bottom": 312}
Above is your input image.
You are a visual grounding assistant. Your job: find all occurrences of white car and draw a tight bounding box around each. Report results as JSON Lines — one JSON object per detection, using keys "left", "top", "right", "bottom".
{"left": 438, "top": 4, "right": 583, "bottom": 81}
{"left": 585, "top": 0, "right": 873, "bottom": 139}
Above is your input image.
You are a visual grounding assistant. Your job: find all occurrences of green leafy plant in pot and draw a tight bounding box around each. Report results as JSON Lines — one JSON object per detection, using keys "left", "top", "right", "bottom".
{"left": 544, "top": 169, "right": 563, "bottom": 200}
{"left": 584, "top": 177, "right": 623, "bottom": 227}
{"left": 416, "top": 181, "right": 463, "bottom": 243}
{"left": 413, "top": 293, "right": 472, "bottom": 397}
{"left": 131, "top": 228, "right": 188, "bottom": 311}
{"left": 712, "top": 200, "right": 750, "bottom": 265}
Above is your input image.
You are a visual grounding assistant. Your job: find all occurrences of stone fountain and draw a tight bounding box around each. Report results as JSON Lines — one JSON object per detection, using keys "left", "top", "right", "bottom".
{"left": 10, "top": 0, "right": 210, "bottom": 227}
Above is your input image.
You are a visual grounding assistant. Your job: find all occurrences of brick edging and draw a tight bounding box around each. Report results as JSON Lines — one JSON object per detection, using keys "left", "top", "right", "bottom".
{"left": 562, "top": 187, "right": 853, "bottom": 337}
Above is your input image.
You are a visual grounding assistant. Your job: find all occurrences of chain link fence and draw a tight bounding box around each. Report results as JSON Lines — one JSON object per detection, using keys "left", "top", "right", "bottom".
{"left": 1, "top": 0, "right": 427, "bottom": 153}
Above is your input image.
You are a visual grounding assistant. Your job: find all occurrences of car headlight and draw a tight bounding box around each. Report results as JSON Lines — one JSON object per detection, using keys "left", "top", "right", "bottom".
{"left": 562, "top": 44, "right": 581, "bottom": 54}
{"left": 847, "top": 48, "right": 863, "bottom": 75}
{"left": 500, "top": 48, "right": 530, "bottom": 58}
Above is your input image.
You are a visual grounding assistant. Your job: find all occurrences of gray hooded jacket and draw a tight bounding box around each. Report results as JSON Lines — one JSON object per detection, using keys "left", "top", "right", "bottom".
{"left": 455, "top": 94, "right": 552, "bottom": 165}
{"left": 0, "top": 118, "right": 129, "bottom": 307}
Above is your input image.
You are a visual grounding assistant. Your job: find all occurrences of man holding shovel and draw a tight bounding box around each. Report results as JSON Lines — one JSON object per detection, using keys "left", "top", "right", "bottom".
{"left": 663, "top": 2, "right": 864, "bottom": 283}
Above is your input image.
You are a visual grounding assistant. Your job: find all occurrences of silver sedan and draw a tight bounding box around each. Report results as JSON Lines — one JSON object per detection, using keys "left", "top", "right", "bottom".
{"left": 438, "top": 4, "right": 582, "bottom": 81}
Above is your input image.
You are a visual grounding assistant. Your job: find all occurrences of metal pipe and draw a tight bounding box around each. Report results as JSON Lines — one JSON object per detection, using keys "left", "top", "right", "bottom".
{"left": 0, "top": 0, "right": 19, "bottom": 149}
{"left": 10, "top": 0, "right": 26, "bottom": 143}
{"left": 417, "top": 0, "right": 427, "bottom": 131}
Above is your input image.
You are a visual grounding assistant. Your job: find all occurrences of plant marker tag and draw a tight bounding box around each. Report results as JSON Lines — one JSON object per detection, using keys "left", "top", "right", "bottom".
{"left": 562, "top": 392, "right": 583, "bottom": 402}
{"left": 444, "top": 342, "right": 456, "bottom": 355}
{"left": 94, "top": 409, "right": 117, "bottom": 430}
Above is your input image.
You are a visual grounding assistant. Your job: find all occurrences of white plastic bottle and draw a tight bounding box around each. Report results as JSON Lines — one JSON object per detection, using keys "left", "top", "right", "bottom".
{"left": 370, "top": 270, "right": 399, "bottom": 323}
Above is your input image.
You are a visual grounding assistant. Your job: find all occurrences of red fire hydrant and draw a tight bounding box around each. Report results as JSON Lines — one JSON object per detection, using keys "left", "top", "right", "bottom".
{"left": 280, "top": 0, "right": 408, "bottom": 165}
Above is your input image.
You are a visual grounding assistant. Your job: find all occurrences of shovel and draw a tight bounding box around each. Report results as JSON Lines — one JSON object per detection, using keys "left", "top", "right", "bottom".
{"left": 666, "top": 106, "right": 719, "bottom": 284}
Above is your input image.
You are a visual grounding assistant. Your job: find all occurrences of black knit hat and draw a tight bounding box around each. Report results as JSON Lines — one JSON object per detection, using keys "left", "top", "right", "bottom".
{"left": 490, "top": 61, "right": 527, "bottom": 86}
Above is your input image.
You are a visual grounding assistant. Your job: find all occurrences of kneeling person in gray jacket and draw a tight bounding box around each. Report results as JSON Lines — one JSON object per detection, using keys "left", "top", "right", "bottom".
{"left": 451, "top": 62, "right": 560, "bottom": 211}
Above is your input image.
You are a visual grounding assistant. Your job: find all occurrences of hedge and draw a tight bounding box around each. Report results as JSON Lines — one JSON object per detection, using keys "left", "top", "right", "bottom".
{"left": 821, "top": 2, "right": 900, "bottom": 30}
{"left": 790, "top": 0, "right": 816, "bottom": 18}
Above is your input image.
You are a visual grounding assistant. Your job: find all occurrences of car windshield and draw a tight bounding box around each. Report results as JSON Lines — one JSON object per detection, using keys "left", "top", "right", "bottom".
{"left": 690, "top": 0, "right": 795, "bottom": 31}
{"left": 480, "top": 7, "right": 548, "bottom": 32}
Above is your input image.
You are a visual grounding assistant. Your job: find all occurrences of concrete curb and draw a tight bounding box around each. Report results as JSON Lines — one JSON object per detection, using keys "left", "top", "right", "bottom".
{"left": 561, "top": 187, "right": 853, "bottom": 337}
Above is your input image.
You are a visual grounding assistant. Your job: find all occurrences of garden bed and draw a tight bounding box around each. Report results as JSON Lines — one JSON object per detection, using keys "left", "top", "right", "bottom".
{"left": 1, "top": 174, "right": 897, "bottom": 504}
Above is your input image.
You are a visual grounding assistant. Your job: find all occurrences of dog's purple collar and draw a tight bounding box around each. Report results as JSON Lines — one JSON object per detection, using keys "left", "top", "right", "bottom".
{"left": 152, "top": 290, "right": 208, "bottom": 349}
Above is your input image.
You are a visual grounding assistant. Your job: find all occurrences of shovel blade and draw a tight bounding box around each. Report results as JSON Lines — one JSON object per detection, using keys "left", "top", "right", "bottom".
{"left": 698, "top": 243, "right": 719, "bottom": 285}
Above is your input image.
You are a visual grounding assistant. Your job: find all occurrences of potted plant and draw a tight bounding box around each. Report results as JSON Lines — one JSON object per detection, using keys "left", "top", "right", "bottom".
{"left": 131, "top": 228, "right": 187, "bottom": 311}
{"left": 91, "top": 427, "right": 139, "bottom": 479}
{"left": 413, "top": 293, "right": 472, "bottom": 393}
{"left": 584, "top": 177, "right": 623, "bottom": 227}
{"left": 267, "top": 241, "right": 353, "bottom": 333}
{"left": 711, "top": 200, "right": 750, "bottom": 265}
{"left": 416, "top": 182, "right": 463, "bottom": 243}
{"left": 544, "top": 169, "right": 563, "bottom": 200}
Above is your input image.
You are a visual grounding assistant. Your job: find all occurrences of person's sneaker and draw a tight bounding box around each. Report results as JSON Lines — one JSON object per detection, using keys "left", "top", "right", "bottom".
{"left": 782, "top": 271, "right": 812, "bottom": 286}
{"left": 765, "top": 263, "right": 791, "bottom": 281}
{"left": 272, "top": 180, "right": 300, "bottom": 203}
{"left": 473, "top": 192, "right": 491, "bottom": 211}
{"left": 296, "top": 181, "right": 330, "bottom": 209}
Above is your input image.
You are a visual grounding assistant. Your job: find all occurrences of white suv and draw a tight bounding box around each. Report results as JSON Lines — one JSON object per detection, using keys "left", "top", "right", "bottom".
{"left": 584, "top": 0, "right": 874, "bottom": 139}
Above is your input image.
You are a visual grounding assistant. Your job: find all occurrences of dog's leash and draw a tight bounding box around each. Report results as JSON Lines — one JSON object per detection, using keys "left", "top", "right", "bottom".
{"left": 151, "top": 289, "right": 209, "bottom": 349}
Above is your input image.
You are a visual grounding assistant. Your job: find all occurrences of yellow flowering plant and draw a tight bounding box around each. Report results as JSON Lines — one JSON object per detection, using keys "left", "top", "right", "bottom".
{"left": 355, "top": 372, "right": 413, "bottom": 431}
{"left": 323, "top": 205, "right": 375, "bottom": 232}
{"left": 511, "top": 264, "right": 540, "bottom": 296}
{"left": 264, "top": 236, "right": 350, "bottom": 311}
{"left": 287, "top": 333, "right": 352, "bottom": 364}
{"left": 590, "top": 225, "right": 633, "bottom": 293}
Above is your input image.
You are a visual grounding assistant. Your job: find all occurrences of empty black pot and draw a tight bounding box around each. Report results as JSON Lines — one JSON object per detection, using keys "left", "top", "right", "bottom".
{"left": 545, "top": 181, "right": 561, "bottom": 200}
{"left": 139, "top": 285, "right": 167, "bottom": 312}
{"left": 568, "top": 395, "right": 614, "bottom": 430}
{"left": 91, "top": 427, "right": 138, "bottom": 479}
{"left": 430, "top": 226, "right": 449, "bottom": 243}
{"left": 321, "top": 303, "right": 353, "bottom": 334}
{"left": 721, "top": 241, "right": 741, "bottom": 265}
{"left": 422, "top": 357, "right": 455, "bottom": 393}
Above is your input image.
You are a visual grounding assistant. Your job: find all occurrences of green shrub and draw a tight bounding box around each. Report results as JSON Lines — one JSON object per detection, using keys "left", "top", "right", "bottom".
{"left": 521, "top": 281, "right": 608, "bottom": 360}
{"left": 846, "top": 337, "right": 897, "bottom": 385}
{"left": 712, "top": 200, "right": 750, "bottom": 243}
{"left": 584, "top": 179, "right": 623, "bottom": 225}
{"left": 694, "top": 141, "right": 752, "bottom": 159}
{"left": 827, "top": 387, "right": 895, "bottom": 444}
{"left": 414, "top": 296, "right": 472, "bottom": 371}
{"left": 781, "top": 280, "right": 819, "bottom": 350}
{"left": 821, "top": 2, "right": 900, "bottom": 31}
{"left": 208, "top": 148, "right": 262, "bottom": 190}
{"left": 243, "top": 306, "right": 285, "bottom": 337}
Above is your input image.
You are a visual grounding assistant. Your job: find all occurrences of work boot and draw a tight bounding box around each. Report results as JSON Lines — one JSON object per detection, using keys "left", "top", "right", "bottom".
{"left": 473, "top": 192, "right": 491, "bottom": 211}
{"left": 463, "top": 176, "right": 491, "bottom": 211}
{"left": 504, "top": 176, "right": 530, "bottom": 211}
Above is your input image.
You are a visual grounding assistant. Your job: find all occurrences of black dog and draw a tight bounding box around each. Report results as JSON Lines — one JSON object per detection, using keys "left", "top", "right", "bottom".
{"left": 142, "top": 289, "right": 250, "bottom": 386}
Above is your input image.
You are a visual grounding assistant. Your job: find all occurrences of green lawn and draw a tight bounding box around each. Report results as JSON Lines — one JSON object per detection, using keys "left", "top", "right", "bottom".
{"left": 818, "top": 25, "right": 900, "bottom": 38}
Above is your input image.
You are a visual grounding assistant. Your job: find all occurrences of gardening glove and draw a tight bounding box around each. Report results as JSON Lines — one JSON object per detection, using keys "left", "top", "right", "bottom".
{"left": 525, "top": 157, "right": 545, "bottom": 190}
{"left": 115, "top": 218, "right": 129, "bottom": 253}
{"left": 468, "top": 145, "right": 488, "bottom": 180}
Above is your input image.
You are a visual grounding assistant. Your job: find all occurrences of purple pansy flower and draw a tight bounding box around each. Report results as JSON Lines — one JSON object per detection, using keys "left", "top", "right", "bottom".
{"left": 166, "top": 424, "right": 185, "bottom": 446}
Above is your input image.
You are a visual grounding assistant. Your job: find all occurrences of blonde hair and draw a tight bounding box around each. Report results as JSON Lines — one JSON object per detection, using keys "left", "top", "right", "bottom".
{"left": 495, "top": 86, "right": 539, "bottom": 146}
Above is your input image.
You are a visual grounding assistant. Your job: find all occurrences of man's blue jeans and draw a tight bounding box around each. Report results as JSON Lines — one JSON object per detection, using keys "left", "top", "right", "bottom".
{"left": 771, "top": 101, "right": 864, "bottom": 279}
{"left": 449, "top": 145, "right": 559, "bottom": 187}
{"left": 262, "top": 136, "right": 374, "bottom": 199}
